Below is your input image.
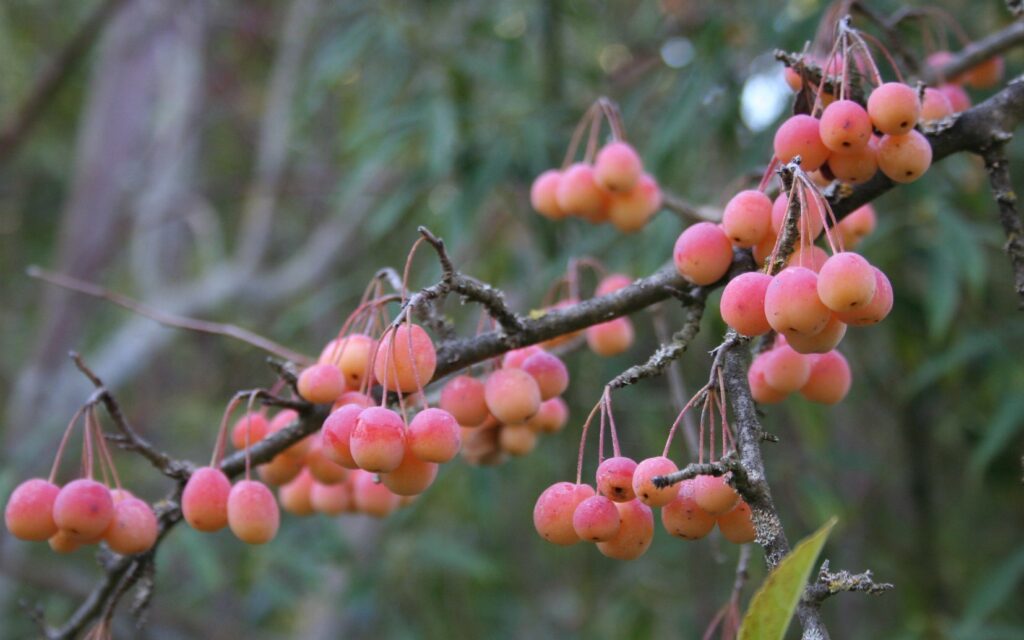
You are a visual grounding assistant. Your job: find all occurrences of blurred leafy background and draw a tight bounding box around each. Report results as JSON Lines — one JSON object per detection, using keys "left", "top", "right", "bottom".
{"left": 1, "top": 0, "right": 1022, "bottom": 638}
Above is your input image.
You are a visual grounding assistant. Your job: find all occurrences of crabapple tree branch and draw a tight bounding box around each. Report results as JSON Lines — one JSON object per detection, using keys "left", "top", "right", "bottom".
{"left": 981, "top": 144, "right": 1024, "bottom": 306}
{"left": 802, "top": 560, "right": 895, "bottom": 608}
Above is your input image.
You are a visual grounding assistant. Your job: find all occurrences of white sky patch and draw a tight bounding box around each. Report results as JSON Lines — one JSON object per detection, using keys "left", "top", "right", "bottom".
{"left": 740, "top": 68, "right": 790, "bottom": 132}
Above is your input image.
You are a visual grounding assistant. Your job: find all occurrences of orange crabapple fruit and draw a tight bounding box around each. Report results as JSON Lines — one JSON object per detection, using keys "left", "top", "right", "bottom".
{"left": 748, "top": 354, "right": 789, "bottom": 404}
{"left": 572, "top": 495, "right": 621, "bottom": 542}
{"left": 717, "top": 500, "right": 756, "bottom": 544}
{"left": 310, "top": 481, "right": 353, "bottom": 515}
{"left": 439, "top": 375, "right": 489, "bottom": 427}
{"left": 521, "top": 351, "right": 569, "bottom": 400}
{"left": 596, "top": 456, "right": 638, "bottom": 503}
{"left": 771, "top": 192, "right": 825, "bottom": 241}
{"left": 526, "top": 397, "right": 569, "bottom": 433}
{"left": 817, "top": 252, "right": 877, "bottom": 312}
{"left": 673, "top": 222, "right": 734, "bottom": 285}
{"left": 297, "top": 363, "right": 345, "bottom": 404}
{"left": 964, "top": 56, "right": 1004, "bottom": 89}
{"left": 921, "top": 88, "right": 954, "bottom": 122}
{"left": 595, "top": 141, "right": 643, "bottom": 192}
{"left": 836, "top": 204, "right": 876, "bottom": 249}
{"left": 53, "top": 479, "right": 115, "bottom": 543}
{"left": 380, "top": 449, "right": 438, "bottom": 496}
{"left": 586, "top": 317, "right": 635, "bottom": 357}
{"left": 785, "top": 314, "right": 847, "bottom": 354}
{"left": 721, "top": 190, "right": 773, "bottom": 248}
{"left": 306, "top": 434, "right": 349, "bottom": 484}
{"left": 350, "top": 407, "right": 407, "bottom": 473}
{"left": 230, "top": 412, "right": 270, "bottom": 449}
{"left": 530, "top": 169, "right": 566, "bottom": 219}
{"left": 484, "top": 368, "right": 542, "bottom": 424}
{"left": 5, "top": 478, "right": 60, "bottom": 541}
{"left": 819, "top": 100, "right": 873, "bottom": 152}
{"left": 939, "top": 84, "right": 971, "bottom": 113}
{"left": 407, "top": 408, "right": 461, "bottom": 463}
{"left": 351, "top": 470, "right": 400, "bottom": 517}
{"left": 800, "top": 351, "right": 852, "bottom": 404}
{"left": 556, "top": 163, "right": 608, "bottom": 220}
{"left": 692, "top": 474, "right": 740, "bottom": 516}
{"left": 761, "top": 343, "right": 812, "bottom": 393}
{"left": 785, "top": 244, "right": 829, "bottom": 273}
{"left": 257, "top": 453, "right": 304, "bottom": 486}
{"left": 719, "top": 272, "right": 772, "bottom": 337}
{"left": 773, "top": 114, "right": 830, "bottom": 171}
{"left": 827, "top": 140, "right": 878, "bottom": 185}
{"left": 596, "top": 499, "right": 654, "bottom": 560}
{"left": 877, "top": 130, "right": 932, "bottom": 183}
{"left": 373, "top": 324, "right": 437, "bottom": 395}
{"left": 608, "top": 174, "right": 662, "bottom": 233}
{"left": 278, "top": 469, "right": 315, "bottom": 516}
{"left": 764, "top": 267, "right": 832, "bottom": 337}
{"left": 661, "top": 479, "right": 716, "bottom": 540}
{"left": 182, "top": 467, "right": 231, "bottom": 532}
{"left": 867, "top": 82, "right": 920, "bottom": 135}
{"left": 48, "top": 530, "right": 81, "bottom": 554}
{"left": 632, "top": 456, "right": 680, "bottom": 507}
{"left": 835, "top": 267, "right": 893, "bottom": 326}
{"left": 498, "top": 424, "right": 538, "bottom": 456}
{"left": 321, "top": 404, "right": 362, "bottom": 468}
{"left": 502, "top": 345, "right": 545, "bottom": 370}
{"left": 534, "top": 482, "right": 595, "bottom": 546}
{"left": 227, "top": 480, "right": 279, "bottom": 545}
{"left": 320, "top": 334, "right": 376, "bottom": 389}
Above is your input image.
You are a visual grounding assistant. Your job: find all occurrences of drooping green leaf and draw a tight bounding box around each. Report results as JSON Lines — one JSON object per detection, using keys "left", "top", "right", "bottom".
{"left": 738, "top": 517, "right": 837, "bottom": 640}
{"left": 969, "top": 395, "right": 1024, "bottom": 477}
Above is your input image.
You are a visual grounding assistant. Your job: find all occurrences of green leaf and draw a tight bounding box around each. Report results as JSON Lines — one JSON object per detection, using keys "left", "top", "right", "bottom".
{"left": 738, "top": 517, "right": 837, "bottom": 640}
{"left": 954, "top": 546, "right": 1024, "bottom": 639}
{"left": 969, "top": 395, "right": 1024, "bottom": 478}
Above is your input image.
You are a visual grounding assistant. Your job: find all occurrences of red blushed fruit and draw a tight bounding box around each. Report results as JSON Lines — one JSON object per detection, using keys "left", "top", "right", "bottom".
{"left": 661, "top": 479, "right": 716, "bottom": 540}
{"left": 439, "top": 375, "right": 489, "bottom": 427}
{"left": 297, "top": 363, "right": 346, "bottom": 404}
{"left": 836, "top": 204, "right": 876, "bottom": 250}
{"left": 257, "top": 454, "right": 304, "bottom": 486}
{"left": 800, "top": 351, "right": 852, "bottom": 404}
{"left": 773, "top": 114, "right": 830, "bottom": 171}
{"left": 877, "top": 130, "right": 932, "bottom": 184}
{"left": 53, "top": 479, "right": 115, "bottom": 542}
{"left": 596, "top": 274, "right": 632, "bottom": 296}
{"left": 350, "top": 407, "right": 407, "bottom": 473}
{"left": 939, "top": 84, "right": 971, "bottom": 113}
{"left": 320, "top": 334, "right": 376, "bottom": 389}
{"left": 673, "top": 222, "right": 734, "bottom": 286}
{"left": 530, "top": 169, "right": 566, "bottom": 219}
{"left": 586, "top": 317, "right": 635, "bottom": 357}
{"left": 104, "top": 498, "right": 158, "bottom": 555}
{"left": 228, "top": 480, "right": 279, "bottom": 545}
{"left": 718, "top": 500, "right": 756, "bottom": 544}
{"left": 484, "top": 368, "right": 542, "bottom": 424}
{"left": 306, "top": 434, "right": 349, "bottom": 485}
{"left": 380, "top": 449, "right": 438, "bottom": 496}
{"left": 596, "top": 499, "right": 654, "bottom": 560}
{"left": 632, "top": 457, "right": 680, "bottom": 507}
{"left": 786, "top": 314, "right": 847, "bottom": 355}
{"left": 321, "top": 404, "right": 363, "bottom": 469}
{"left": 827, "top": 140, "right": 878, "bottom": 185}
{"left": 267, "top": 409, "right": 309, "bottom": 462}
{"left": 595, "top": 141, "right": 643, "bottom": 192}
{"left": 351, "top": 470, "right": 400, "bottom": 517}
{"left": 817, "top": 252, "right": 876, "bottom": 312}
{"left": 608, "top": 174, "right": 661, "bottom": 233}
{"left": 785, "top": 245, "right": 829, "bottom": 273}
{"left": 764, "top": 267, "right": 832, "bottom": 337}
{"left": 819, "top": 100, "right": 872, "bottom": 152}
{"left": 596, "top": 456, "right": 638, "bottom": 502}
{"left": 720, "top": 272, "right": 772, "bottom": 337}
{"left": 182, "top": 467, "right": 231, "bottom": 532}
{"left": 921, "top": 88, "right": 954, "bottom": 122}
{"left": 373, "top": 324, "right": 437, "bottom": 394}
{"left": 499, "top": 424, "right": 537, "bottom": 456}
{"left": 963, "top": 56, "right": 1004, "bottom": 89}
{"left": 501, "top": 345, "right": 544, "bottom": 369}
{"left": 230, "top": 412, "right": 270, "bottom": 449}
{"left": 310, "top": 480, "right": 353, "bottom": 515}
{"left": 407, "top": 408, "right": 461, "bottom": 463}
{"left": 692, "top": 474, "right": 739, "bottom": 516}
{"left": 556, "top": 163, "right": 609, "bottom": 221}
{"left": 722, "top": 190, "right": 772, "bottom": 248}
{"left": 48, "top": 530, "right": 81, "bottom": 554}
{"left": 521, "top": 351, "right": 569, "bottom": 400}
{"left": 526, "top": 397, "right": 569, "bottom": 433}
{"left": 761, "top": 343, "right": 812, "bottom": 393}
{"left": 572, "top": 495, "right": 621, "bottom": 542}
{"left": 748, "top": 353, "right": 789, "bottom": 404}
{"left": 5, "top": 478, "right": 60, "bottom": 541}
{"left": 771, "top": 192, "right": 825, "bottom": 241}
{"left": 835, "top": 267, "right": 893, "bottom": 326}
{"left": 533, "top": 482, "right": 595, "bottom": 546}
{"left": 279, "top": 469, "right": 315, "bottom": 516}
{"left": 867, "top": 82, "right": 920, "bottom": 135}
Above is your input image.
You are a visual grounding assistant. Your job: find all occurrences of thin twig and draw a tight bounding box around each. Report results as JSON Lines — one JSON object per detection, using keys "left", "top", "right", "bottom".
{"left": 30, "top": 267, "right": 313, "bottom": 365}
{"left": 803, "top": 559, "right": 895, "bottom": 607}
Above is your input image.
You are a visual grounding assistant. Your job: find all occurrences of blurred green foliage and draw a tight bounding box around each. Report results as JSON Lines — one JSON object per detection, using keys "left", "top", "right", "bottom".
{"left": 1, "top": 0, "right": 1023, "bottom": 638}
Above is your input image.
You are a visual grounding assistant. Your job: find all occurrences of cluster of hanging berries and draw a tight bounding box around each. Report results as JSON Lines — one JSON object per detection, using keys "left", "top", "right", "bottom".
{"left": 925, "top": 48, "right": 1002, "bottom": 113}
{"left": 530, "top": 98, "right": 662, "bottom": 233}
{"left": 444, "top": 344, "right": 570, "bottom": 464}
{"left": 748, "top": 340, "right": 850, "bottom": 405}
{"left": 533, "top": 388, "right": 754, "bottom": 561}
{"left": 5, "top": 405, "right": 158, "bottom": 556}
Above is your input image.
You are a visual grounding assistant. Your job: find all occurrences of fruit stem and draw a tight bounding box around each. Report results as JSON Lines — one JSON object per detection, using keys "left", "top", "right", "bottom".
{"left": 49, "top": 403, "right": 88, "bottom": 484}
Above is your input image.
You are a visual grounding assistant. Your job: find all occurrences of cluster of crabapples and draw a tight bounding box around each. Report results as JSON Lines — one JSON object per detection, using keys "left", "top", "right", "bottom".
{"left": 530, "top": 140, "right": 663, "bottom": 233}
{"left": 4, "top": 412, "right": 159, "bottom": 556}
{"left": 533, "top": 464, "right": 754, "bottom": 561}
